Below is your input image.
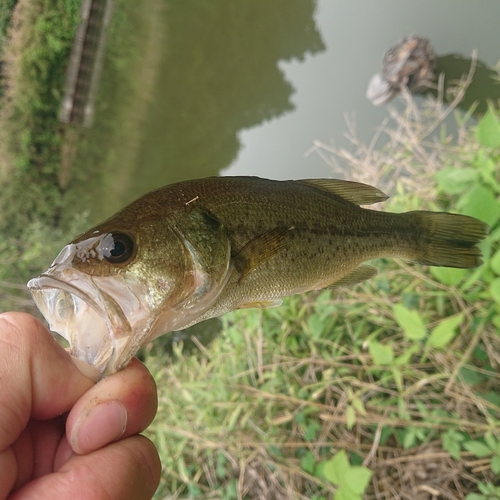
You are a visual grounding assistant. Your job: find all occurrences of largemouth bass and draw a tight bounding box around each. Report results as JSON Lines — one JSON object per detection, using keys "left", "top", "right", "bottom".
{"left": 27, "top": 176, "right": 488, "bottom": 376}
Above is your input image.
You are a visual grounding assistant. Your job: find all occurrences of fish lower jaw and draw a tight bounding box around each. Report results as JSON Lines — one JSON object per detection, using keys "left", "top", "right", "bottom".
{"left": 27, "top": 278, "right": 128, "bottom": 375}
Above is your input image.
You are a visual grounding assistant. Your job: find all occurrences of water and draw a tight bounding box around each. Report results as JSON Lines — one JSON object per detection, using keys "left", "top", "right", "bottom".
{"left": 226, "top": 0, "right": 500, "bottom": 180}
{"left": 83, "top": 0, "right": 500, "bottom": 219}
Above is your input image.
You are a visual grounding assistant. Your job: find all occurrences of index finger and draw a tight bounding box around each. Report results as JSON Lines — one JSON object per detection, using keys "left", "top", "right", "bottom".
{"left": 0, "top": 312, "right": 95, "bottom": 451}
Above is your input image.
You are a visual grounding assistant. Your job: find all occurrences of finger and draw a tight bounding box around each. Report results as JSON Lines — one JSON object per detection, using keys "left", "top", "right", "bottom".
{"left": 0, "top": 312, "right": 95, "bottom": 452}
{"left": 66, "top": 358, "right": 158, "bottom": 455}
{"left": 10, "top": 419, "right": 65, "bottom": 491}
{"left": 9, "top": 435, "right": 161, "bottom": 500}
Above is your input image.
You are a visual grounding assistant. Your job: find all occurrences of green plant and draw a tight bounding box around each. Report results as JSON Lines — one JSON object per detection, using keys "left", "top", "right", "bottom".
{"left": 142, "top": 96, "right": 500, "bottom": 499}
{"left": 0, "top": 0, "right": 17, "bottom": 55}
{"left": 466, "top": 482, "right": 500, "bottom": 500}
{"left": 1, "top": 0, "right": 81, "bottom": 176}
{"left": 317, "top": 450, "right": 372, "bottom": 500}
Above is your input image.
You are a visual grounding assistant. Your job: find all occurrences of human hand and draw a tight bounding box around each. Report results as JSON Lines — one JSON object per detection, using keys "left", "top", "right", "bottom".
{"left": 0, "top": 312, "right": 161, "bottom": 500}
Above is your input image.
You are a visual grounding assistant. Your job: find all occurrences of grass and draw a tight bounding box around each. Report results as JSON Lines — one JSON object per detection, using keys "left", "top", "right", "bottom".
{"left": 60, "top": 0, "right": 167, "bottom": 221}
{"left": 0, "top": 0, "right": 165, "bottom": 222}
{"left": 145, "top": 279, "right": 500, "bottom": 499}
{"left": 0, "top": 0, "right": 80, "bottom": 179}
{"left": 142, "top": 87, "right": 500, "bottom": 499}
{"left": 0, "top": 0, "right": 82, "bottom": 310}
{"left": 1, "top": 1, "right": 499, "bottom": 496}
{"left": 0, "top": 0, "right": 165, "bottom": 312}
{"left": 0, "top": 0, "right": 17, "bottom": 58}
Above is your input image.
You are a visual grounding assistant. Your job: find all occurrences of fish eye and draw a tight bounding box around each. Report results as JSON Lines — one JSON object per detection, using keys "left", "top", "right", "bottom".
{"left": 105, "top": 233, "right": 135, "bottom": 264}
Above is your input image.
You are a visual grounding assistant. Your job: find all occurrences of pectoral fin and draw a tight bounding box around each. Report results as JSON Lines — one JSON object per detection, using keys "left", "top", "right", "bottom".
{"left": 324, "top": 265, "right": 378, "bottom": 289}
{"left": 295, "top": 179, "right": 388, "bottom": 205}
{"left": 233, "top": 226, "right": 294, "bottom": 279}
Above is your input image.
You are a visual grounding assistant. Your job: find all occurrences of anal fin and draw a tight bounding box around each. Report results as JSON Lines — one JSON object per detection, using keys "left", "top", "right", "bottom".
{"left": 323, "top": 265, "right": 378, "bottom": 289}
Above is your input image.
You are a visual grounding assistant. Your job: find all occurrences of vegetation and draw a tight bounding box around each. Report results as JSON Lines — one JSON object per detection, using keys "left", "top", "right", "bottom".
{"left": 0, "top": 0, "right": 158, "bottom": 227}
{"left": 0, "top": 0, "right": 17, "bottom": 57}
{"left": 0, "top": 0, "right": 82, "bottom": 310}
{"left": 143, "top": 98, "right": 500, "bottom": 499}
{"left": 0, "top": 0, "right": 164, "bottom": 311}
{"left": 0, "top": 0, "right": 499, "bottom": 497}
{"left": 0, "top": 0, "right": 80, "bottom": 182}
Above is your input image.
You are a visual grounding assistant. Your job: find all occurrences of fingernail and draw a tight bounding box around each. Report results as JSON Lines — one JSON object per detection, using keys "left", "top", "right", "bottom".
{"left": 71, "top": 400, "right": 128, "bottom": 454}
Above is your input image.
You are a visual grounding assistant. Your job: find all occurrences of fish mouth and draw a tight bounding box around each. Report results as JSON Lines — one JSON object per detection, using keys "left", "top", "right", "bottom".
{"left": 27, "top": 228, "right": 233, "bottom": 376}
{"left": 27, "top": 272, "right": 135, "bottom": 375}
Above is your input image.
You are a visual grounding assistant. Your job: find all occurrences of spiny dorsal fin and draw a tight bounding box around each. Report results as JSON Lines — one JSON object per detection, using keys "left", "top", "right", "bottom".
{"left": 233, "top": 226, "right": 294, "bottom": 279}
{"left": 295, "top": 179, "right": 388, "bottom": 205}
{"left": 325, "top": 265, "right": 378, "bottom": 288}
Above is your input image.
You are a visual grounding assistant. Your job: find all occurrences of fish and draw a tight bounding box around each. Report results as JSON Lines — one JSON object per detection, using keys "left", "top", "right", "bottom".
{"left": 27, "top": 176, "right": 488, "bottom": 376}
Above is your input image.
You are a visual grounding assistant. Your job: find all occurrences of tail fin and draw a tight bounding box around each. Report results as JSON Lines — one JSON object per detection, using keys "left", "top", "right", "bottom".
{"left": 409, "top": 211, "right": 489, "bottom": 268}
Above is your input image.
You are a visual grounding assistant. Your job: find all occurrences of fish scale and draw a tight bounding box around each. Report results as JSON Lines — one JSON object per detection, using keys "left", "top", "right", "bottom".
{"left": 28, "top": 176, "right": 489, "bottom": 376}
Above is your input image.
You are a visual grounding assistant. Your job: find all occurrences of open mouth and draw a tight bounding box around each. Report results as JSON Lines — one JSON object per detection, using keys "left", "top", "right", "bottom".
{"left": 28, "top": 274, "right": 118, "bottom": 374}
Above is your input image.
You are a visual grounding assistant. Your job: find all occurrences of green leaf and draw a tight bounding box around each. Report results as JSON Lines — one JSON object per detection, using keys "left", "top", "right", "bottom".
{"left": 478, "top": 482, "right": 500, "bottom": 495}
{"left": 351, "top": 397, "right": 367, "bottom": 416}
{"left": 491, "top": 455, "right": 500, "bottom": 474}
{"left": 489, "top": 226, "right": 500, "bottom": 242}
{"left": 463, "top": 440, "right": 493, "bottom": 458}
{"left": 304, "top": 420, "right": 322, "bottom": 442}
{"left": 476, "top": 106, "right": 500, "bottom": 148}
{"left": 490, "top": 278, "right": 500, "bottom": 303}
{"left": 368, "top": 340, "right": 394, "bottom": 365}
{"left": 226, "top": 404, "right": 242, "bottom": 431}
{"left": 322, "top": 450, "right": 349, "bottom": 485}
{"left": 428, "top": 314, "right": 463, "bottom": 349}
{"left": 460, "top": 367, "right": 485, "bottom": 386}
{"left": 177, "top": 457, "right": 190, "bottom": 482}
{"left": 460, "top": 266, "right": 486, "bottom": 293}
{"left": 216, "top": 452, "right": 227, "bottom": 478}
{"left": 403, "top": 428, "right": 416, "bottom": 449}
{"left": 457, "top": 184, "right": 500, "bottom": 227}
{"left": 391, "top": 367, "right": 403, "bottom": 392}
{"left": 491, "top": 250, "right": 500, "bottom": 275}
{"left": 346, "top": 405, "right": 356, "bottom": 430}
{"left": 394, "top": 344, "right": 420, "bottom": 365}
{"left": 484, "top": 432, "right": 498, "bottom": 452}
{"left": 393, "top": 304, "right": 427, "bottom": 340}
{"left": 334, "top": 485, "right": 362, "bottom": 500}
{"left": 344, "top": 467, "right": 372, "bottom": 494}
{"left": 308, "top": 314, "right": 325, "bottom": 338}
{"left": 430, "top": 267, "right": 466, "bottom": 286}
{"left": 443, "top": 436, "right": 462, "bottom": 460}
{"left": 474, "top": 151, "right": 499, "bottom": 192}
{"left": 442, "top": 429, "right": 464, "bottom": 460}
{"left": 435, "top": 167, "right": 479, "bottom": 195}
{"left": 301, "top": 450, "right": 316, "bottom": 474}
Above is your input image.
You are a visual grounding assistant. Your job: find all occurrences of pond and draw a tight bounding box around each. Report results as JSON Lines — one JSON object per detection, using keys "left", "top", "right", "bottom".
{"left": 74, "top": 0, "right": 500, "bottom": 223}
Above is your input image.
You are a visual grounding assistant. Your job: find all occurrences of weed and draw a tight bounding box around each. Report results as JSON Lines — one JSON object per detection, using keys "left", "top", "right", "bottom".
{"left": 144, "top": 86, "right": 500, "bottom": 498}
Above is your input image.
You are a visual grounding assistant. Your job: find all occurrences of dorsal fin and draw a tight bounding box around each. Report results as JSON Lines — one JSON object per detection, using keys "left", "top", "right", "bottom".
{"left": 294, "top": 179, "right": 388, "bottom": 205}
